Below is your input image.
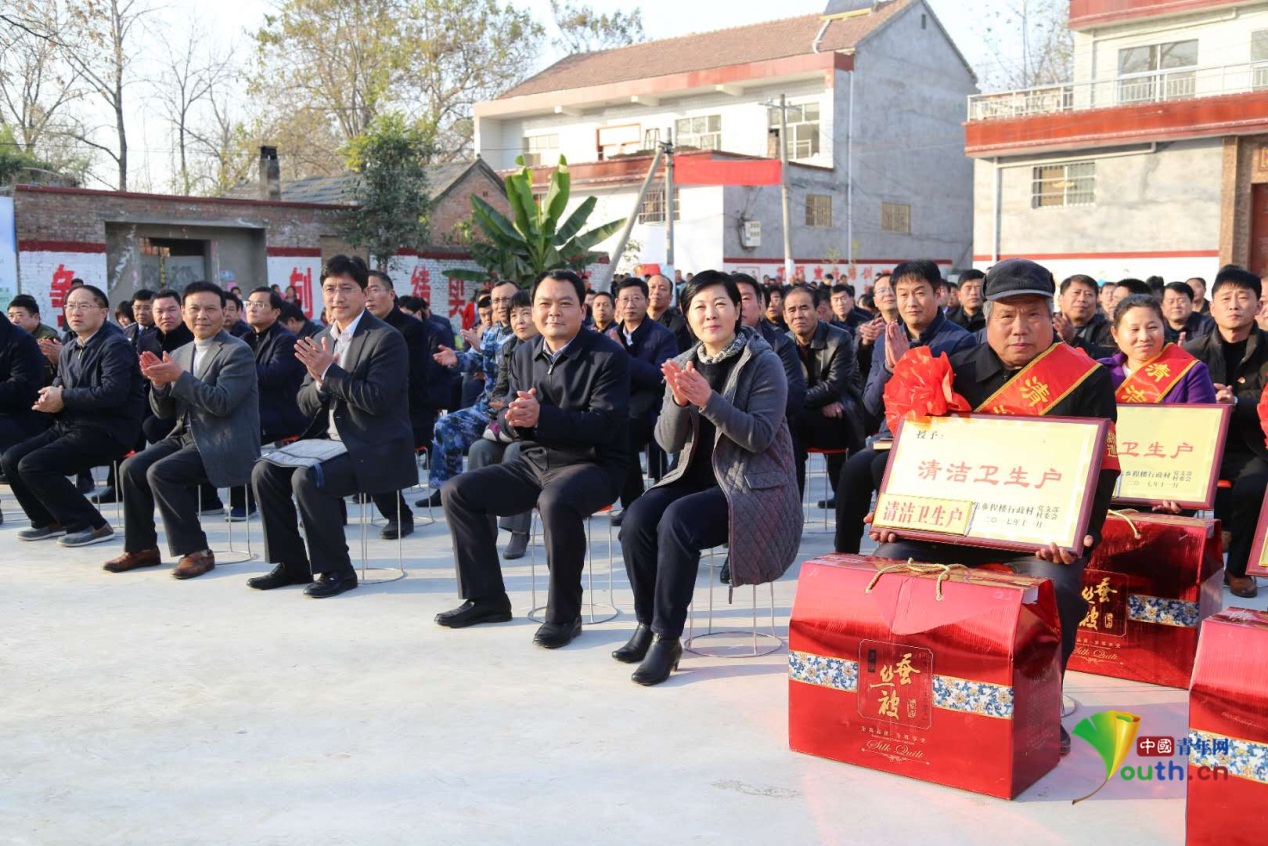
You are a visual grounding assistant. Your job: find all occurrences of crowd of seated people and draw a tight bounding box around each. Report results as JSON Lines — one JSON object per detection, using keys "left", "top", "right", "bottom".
{"left": 1, "top": 258, "right": 1260, "bottom": 709}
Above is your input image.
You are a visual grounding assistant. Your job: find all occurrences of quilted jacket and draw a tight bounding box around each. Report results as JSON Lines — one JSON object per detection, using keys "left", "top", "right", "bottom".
{"left": 654, "top": 327, "right": 802, "bottom": 586}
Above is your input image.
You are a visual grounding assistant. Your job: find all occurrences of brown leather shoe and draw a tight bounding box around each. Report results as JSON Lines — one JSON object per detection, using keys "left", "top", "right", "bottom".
{"left": 1226, "top": 574, "right": 1259, "bottom": 599}
{"left": 103, "top": 548, "right": 162, "bottom": 573}
{"left": 172, "top": 549, "right": 215, "bottom": 580}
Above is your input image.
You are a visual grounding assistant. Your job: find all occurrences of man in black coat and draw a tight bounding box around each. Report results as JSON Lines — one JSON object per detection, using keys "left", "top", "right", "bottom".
{"left": 784, "top": 284, "right": 864, "bottom": 497}
{"left": 607, "top": 277, "right": 679, "bottom": 514}
{"left": 247, "top": 256, "right": 416, "bottom": 599}
{"left": 365, "top": 270, "right": 449, "bottom": 538}
{"left": 1184, "top": 265, "right": 1268, "bottom": 598}
{"left": 733, "top": 273, "right": 805, "bottom": 421}
{"left": 226, "top": 287, "right": 308, "bottom": 521}
{"left": 0, "top": 312, "right": 51, "bottom": 487}
{"left": 2, "top": 285, "right": 144, "bottom": 547}
{"left": 436, "top": 270, "right": 630, "bottom": 649}
{"left": 647, "top": 273, "right": 692, "bottom": 352}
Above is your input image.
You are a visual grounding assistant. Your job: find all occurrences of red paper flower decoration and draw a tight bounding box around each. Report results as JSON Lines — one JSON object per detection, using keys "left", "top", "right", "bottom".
{"left": 1258, "top": 382, "right": 1268, "bottom": 442}
{"left": 882, "top": 347, "right": 972, "bottom": 434}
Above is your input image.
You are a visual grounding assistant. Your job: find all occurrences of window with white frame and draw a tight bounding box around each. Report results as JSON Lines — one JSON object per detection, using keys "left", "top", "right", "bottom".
{"left": 638, "top": 186, "right": 680, "bottom": 224}
{"left": 1116, "top": 40, "right": 1198, "bottom": 103}
{"left": 1031, "top": 162, "right": 1095, "bottom": 208}
{"left": 675, "top": 115, "right": 722, "bottom": 150}
{"left": 522, "top": 134, "right": 560, "bottom": 167}
{"left": 1254, "top": 30, "right": 1268, "bottom": 90}
{"left": 805, "top": 194, "right": 832, "bottom": 228}
{"left": 880, "top": 202, "right": 911, "bottom": 234}
{"left": 768, "top": 102, "right": 820, "bottom": 159}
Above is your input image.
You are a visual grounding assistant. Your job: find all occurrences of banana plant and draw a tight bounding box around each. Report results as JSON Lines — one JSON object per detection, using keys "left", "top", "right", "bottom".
{"left": 448, "top": 155, "right": 625, "bottom": 287}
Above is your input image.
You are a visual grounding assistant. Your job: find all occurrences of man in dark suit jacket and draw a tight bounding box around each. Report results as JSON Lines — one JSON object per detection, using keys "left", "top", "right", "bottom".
{"left": 2, "top": 285, "right": 145, "bottom": 547}
{"left": 733, "top": 274, "right": 806, "bottom": 421}
{"left": 243, "top": 287, "right": 307, "bottom": 445}
{"left": 784, "top": 284, "right": 864, "bottom": 497}
{"left": 647, "top": 273, "right": 692, "bottom": 352}
{"left": 0, "top": 312, "right": 50, "bottom": 469}
{"left": 365, "top": 270, "right": 449, "bottom": 539}
{"left": 247, "top": 255, "right": 415, "bottom": 598}
{"left": 224, "top": 287, "right": 307, "bottom": 521}
{"left": 123, "top": 289, "right": 156, "bottom": 349}
{"left": 1184, "top": 265, "right": 1268, "bottom": 598}
{"left": 437, "top": 270, "right": 630, "bottom": 649}
{"left": 104, "top": 282, "right": 260, "bottom": 579}
{"left": 607, "top": 277, "right": 678, "bottom": 513}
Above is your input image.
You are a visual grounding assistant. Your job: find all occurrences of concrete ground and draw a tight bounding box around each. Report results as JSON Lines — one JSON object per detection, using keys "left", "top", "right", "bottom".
{"left": 2, "top": 462, "right": 1260, "bottom": 845}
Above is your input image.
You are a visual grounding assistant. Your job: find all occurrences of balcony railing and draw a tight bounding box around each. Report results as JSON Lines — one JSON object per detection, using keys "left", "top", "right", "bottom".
{"left": 968, "top": 61, "right": 1268, "bottom": 121}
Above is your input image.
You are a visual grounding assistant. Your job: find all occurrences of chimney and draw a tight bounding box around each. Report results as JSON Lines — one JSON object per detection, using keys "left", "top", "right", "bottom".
{"left": 259, "top": 146, "right": 281, "bottom": 201}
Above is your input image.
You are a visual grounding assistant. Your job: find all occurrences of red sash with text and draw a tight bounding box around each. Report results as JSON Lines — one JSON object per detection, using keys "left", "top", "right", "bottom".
{"left": 1114, "top": 343, "right": 1198, "bottom": 404}
{"left": 976, "top": 343, "right": 1120, "bottom": 471}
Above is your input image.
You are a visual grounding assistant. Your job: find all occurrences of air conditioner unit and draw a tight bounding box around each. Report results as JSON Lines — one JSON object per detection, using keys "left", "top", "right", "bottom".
{"left": 741, "top": 219, "right": 761, "bottom": 248}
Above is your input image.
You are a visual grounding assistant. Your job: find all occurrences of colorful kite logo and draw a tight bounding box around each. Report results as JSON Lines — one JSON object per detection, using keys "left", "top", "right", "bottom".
{"left": 1071, "top": 710, "right": 1142, "bottom": 804}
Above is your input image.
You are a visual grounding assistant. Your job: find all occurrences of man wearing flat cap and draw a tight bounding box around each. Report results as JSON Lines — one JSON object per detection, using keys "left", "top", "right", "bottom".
{"left": 869, "top": 257, "right": 1119, "bottom": 757}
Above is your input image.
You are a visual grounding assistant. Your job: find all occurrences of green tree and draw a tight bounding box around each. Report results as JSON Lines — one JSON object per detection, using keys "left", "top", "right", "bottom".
{"left": 452, "top": 156, "right": 624, "bottom": 287}
{"left": 247, "top": 0, "right": 542, "bottom": 178}
{"left": 550, "top": 1, "right": 644, "bottom": 53}
{"left": 340, "top": 113, "right": 435, "bottom": 268}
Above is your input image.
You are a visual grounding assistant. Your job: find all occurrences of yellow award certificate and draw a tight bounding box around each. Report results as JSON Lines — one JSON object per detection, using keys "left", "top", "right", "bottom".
{"left": 874, "top": 414, "right": 1109, "bottom": 554}
{"left": 1110, "top": 403, "right": 1229, "bottom": 508}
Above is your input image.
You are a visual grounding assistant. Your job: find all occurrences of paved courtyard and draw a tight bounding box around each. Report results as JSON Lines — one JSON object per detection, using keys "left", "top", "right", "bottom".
{"left": 2, "top": 464, "right": 1259, "bottom": 845}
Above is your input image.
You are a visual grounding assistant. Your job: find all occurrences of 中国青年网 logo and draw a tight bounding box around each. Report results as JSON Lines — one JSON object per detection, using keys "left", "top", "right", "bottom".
{"left": 1071, "top": 710, "right": 1229, "bottom": 803}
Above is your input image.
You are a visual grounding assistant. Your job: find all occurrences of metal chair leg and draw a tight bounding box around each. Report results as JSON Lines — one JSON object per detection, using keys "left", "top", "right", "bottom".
{"left": 685, "top": 546, "right": 783, "bottom": 658}
{"left": 356, "top": 490, "right": 407, "bottom": 585}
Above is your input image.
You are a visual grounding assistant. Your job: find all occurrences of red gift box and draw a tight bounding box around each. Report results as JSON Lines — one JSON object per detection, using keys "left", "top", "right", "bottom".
{"left": 788, "top": 554, "right": 1062, "bottom": 799}
{"left": 1069, "top": 513, "right": 1223, "bottom": 689}
{"left": 1187, "top": 608, "right": 1268, "bottom": 845}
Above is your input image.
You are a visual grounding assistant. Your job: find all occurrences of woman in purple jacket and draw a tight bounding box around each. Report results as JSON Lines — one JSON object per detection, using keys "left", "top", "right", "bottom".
{"left": 1097, "top": 294, "right": 1216, "bottom": 404}
{"left": 1099, "top": 294, "right": 1217, "bottom": 514}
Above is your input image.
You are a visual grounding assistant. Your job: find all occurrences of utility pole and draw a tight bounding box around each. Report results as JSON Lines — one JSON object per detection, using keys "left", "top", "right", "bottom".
{"left": 768, "top": 94, "right": 796, "bottom": 282}
{"left": 665, "top": 128, "right": 675, "bottom": 272}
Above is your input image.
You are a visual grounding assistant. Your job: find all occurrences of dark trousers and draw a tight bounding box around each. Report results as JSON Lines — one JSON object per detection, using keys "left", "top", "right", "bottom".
{"left": 0, "top": 414, "right": 48, "bottom": 453}
{"left": 442, "top": 457, "right": 619, "bottom": 623}
{"left": 619, "top": 481, "right": 729, "bottom": 638}
{"left": 1215, "top": 451, "right": 1268, "bottom": 578}
{"left": 121, "top": 439, "right": 212, "bottom": 556}
{"left": 876, "top": 540, "right": 1087, "bottom": 674}
{"left": 253, "top": 453, "right": 360, "bottom": 578}
{"left": 620, "top": 417, "right": 656, "bottom": 509}
{"left": 466, "top": 439, "right": 530, "bottom": 534}
{"left": 792, "top": 411, "right": 849, "bottom": 497}
{"left": 2, "top": 427, "right": 124, "bottom": 531}
{"left": 834, "top": 448, "right": 890, "bottom": 554}
{"left": 371, "top": 491, "right": 410, "bottom": 526}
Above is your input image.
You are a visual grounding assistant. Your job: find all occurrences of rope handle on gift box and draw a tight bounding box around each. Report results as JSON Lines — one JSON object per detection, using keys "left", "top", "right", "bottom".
{"left": 864, "top": 559, "right": 969, "bottom": 601}
{"left": 1106, "top": 509, "right": 1142, "bottom": 539}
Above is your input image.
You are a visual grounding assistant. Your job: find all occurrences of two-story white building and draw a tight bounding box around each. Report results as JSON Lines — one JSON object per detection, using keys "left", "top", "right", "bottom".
{"left": 473, "top": 0, "right": 977, "bottom": 288}
{"left": 966, "top": 0, "right": 1268, "bottom": 282}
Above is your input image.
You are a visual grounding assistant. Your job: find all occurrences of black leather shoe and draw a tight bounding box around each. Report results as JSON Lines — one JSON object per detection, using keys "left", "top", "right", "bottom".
{"left": 380, "top": 520, "right": 414, "bottom": 540}
{"left": 415, "top": 490, "right": 443, "bottom": 509}
{"left": 303, "top": 572, "right": 358, "bottom": 598}
{"left": 719, "top": 558, "right": 731, "bottom": 584}
{"left": 817, "top": 497, "right": 836, "bottom": 509}
{"left": 533, "top": 617, "right": 582, "bottom": 649}
{"left": 434, "top": 598, "right": 513, "bottom": 628}
{"left": 503, "top": 531, "right": 529, "bottom": 560}
{"left": 612, "top": 623, "right": 654, "bottom": 663}
{"left": 89, "top": 485, "right": 118, "bottom": 504}
{"left": 247, "top": 564, "right": 313, "bottom": 590}
{"left": 632, "top": 637, "right": 683, "bottom": 685}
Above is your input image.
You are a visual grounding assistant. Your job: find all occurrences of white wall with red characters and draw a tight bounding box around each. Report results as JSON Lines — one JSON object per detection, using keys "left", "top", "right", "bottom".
{"left": 266, "top": 251, "right": 323, "bottom": 319}
{"left": 17, "top": 247, "right": 109, "bottom": 328}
